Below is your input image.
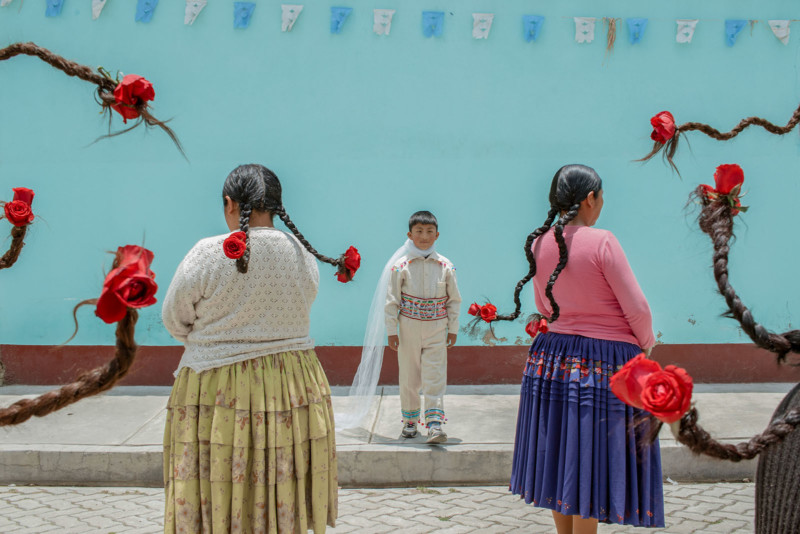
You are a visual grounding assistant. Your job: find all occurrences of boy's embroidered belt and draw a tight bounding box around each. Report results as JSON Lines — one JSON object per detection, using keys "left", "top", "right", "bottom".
{"left": 400, "top": 293, "right": 448, "bottom": 321}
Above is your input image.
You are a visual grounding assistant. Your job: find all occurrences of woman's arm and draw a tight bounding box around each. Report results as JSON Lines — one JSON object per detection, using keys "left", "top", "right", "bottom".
{"left": 602, "top": 234, "right": 656, "bottom": 350}
{"left": 161, "top": 249, "right": 204, "bottom": 342}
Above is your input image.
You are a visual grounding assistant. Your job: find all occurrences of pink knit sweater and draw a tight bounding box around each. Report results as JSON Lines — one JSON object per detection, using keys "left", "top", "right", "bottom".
{"left": 531, "top": 225, "right": 655, "bottom": 349}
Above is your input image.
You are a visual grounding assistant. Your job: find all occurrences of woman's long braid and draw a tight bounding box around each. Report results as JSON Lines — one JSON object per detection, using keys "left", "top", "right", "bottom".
{"left": 0, "top": 309, "right": 139, "bottom": 426}
{"left": 496, "top": 209, "right": 557, "bottom": 321}
{"left": 640, "top": 102, "right": 800, "bottom": 172}
{"left": 275, "top": 207, "right": 342, "bottom": 269}
{"left": 674, "top": 405, "right": 800, "bottom": 462}
{"left": 0, "top": 42, "right": 183, "bottom": 155}
{"left": 0, "top": 225, "right": 27, "bottom": 270}
{"left": 236, "top": 202, "right": 252, "bottom": 273}
{"left": 697, "top": 193, "right": 800, "bottom": 360}
{"left": 544, "top": 204, "right": 580, "bottom": 323}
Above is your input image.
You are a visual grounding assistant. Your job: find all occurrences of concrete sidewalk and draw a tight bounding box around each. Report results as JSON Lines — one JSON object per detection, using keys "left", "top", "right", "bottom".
{"left": 0, "top": 384, "right": 794, "bottom": 487}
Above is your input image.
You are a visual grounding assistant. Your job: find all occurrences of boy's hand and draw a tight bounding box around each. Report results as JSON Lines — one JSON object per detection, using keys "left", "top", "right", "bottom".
{"left": 447, "top": 333, "right": 457, "bottom": 347}
{"left": 388, "top": 335, "right": 399, "bottom": 351}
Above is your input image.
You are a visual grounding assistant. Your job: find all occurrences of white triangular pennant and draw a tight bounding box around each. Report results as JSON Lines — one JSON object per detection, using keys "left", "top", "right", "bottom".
{"left": 281, "top": 4, "right": 303, "bottom": 32}
{"left": 574, "top": 17, "right": 596, "bottom": 43}
{"left": 184, "top": 0, "right": 207, "bottom": 25}
{"left": 91, "top": 0, "right": 108, "bottom": 19}
{"left": 676, "top": 19, "right": 698, "bottom": 44}
{"left": 472, "top": 13, "right": 494, "bottom": 39}
{"left": 768, "top": 20, "right": 790, "bottom": 45}
{"left": 373, "top": 9, "right": 395, "bottom": 36}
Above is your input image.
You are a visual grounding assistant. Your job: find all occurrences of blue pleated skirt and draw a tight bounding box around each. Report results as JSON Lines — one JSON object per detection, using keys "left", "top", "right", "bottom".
{"left": 510, "top": 332, "right": 665, "bottom": 528}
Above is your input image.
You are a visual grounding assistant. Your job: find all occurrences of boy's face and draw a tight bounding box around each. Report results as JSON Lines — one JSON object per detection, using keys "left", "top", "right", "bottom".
{"left": 407, "top": 223, "right": 439, "bottom": 250}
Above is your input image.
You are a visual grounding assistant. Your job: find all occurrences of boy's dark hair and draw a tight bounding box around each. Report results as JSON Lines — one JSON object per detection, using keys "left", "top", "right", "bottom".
{"left": 408, "top": 211, "right": 438, "bottom": 231}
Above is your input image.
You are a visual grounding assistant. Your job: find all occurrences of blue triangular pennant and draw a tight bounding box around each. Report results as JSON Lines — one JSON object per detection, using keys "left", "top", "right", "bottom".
{"left": 234, "top": 2, "right": 255, "bottom": 28}
{"left": 522, "top": 15, "right": 544, "bottom": 42}
{"left": 45, "top": 0, "right": 65, "bottom": 17}
{"left": 422, "top": 11, "right": 444, "bottom": 38}
{"left": 627, "top": 18, "right": 648, "bottom": 44}
{"left": 725, "top": 19, "right": 747, "bottom": 46}
{"left": 135, "top": 0, "right": 158, "bottom": 23}
{"left": 330, "top": 7, "right": 352, "bottom": 34}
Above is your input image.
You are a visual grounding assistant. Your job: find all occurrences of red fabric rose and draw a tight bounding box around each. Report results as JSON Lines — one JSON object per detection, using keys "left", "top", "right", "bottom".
{"left": 95, "top": 245, "right": 158, "bottom": 324}
{"left": 713, "top": 164, "right": 744, "bottom": 195}
{"left": 12, "top": 187, "right": 34, "bottom": 205}
{"left": 223, "top": 231, "right": 247, "bottom": 259}
{"left": 525, "top": 318, "right": 549, "bottom": 338}
{"left": 650, "top": 111, "right": 676, "bottom": 144}
{"left": 4, "top": 200, "right": 34, "bottom": 227}
{"left": 641, "top": 365, "right": 693, "bottom": 423}
{"left": 343, "top": 246, "right": 361, "bottom": 277}
{"left": 479, "top": 304, "right": 497, "bottom": 323}
{"left": 112, "top": 74, "right": 156, "bottom": 123}
{"left": 468, "top": 303, "right": 482, "bottom": 316}
{"left": 609, "top": 353, "right": 662, "bottom": 410}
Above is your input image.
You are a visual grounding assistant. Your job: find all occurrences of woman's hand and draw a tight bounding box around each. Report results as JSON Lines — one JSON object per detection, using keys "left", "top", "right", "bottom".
{"left": 447, "top": 333, "right": 457, "bottom": 347}
{"left": 388, "top": 335, "right": 400, "bottom": 351}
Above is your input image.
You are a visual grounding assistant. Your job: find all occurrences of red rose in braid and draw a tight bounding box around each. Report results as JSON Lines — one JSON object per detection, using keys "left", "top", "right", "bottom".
{"left": 337, "top": 246, "right": 361, "bottom": 282}
{"left": 3, "top": 187, "right": 35, "bottom": 227}
{"left": 223, "top": 231, "right": 247, "bottom": 259}
{"left": 95, "top": 245, "right": 158, "bottom": 324}
{"left": 111, "top": 74, "right": 156, "bottom": 123}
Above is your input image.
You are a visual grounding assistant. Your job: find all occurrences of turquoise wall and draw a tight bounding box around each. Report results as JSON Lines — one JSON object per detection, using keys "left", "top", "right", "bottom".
{"left": 2, "top": 0, "right": 799, "bottom": 348}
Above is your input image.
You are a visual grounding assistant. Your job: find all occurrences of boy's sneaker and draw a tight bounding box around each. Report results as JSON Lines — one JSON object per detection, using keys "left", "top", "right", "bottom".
{"left": 401, "top": 422, "right": 417, "bottom": 438}
{"left": 426, "top": 422, "right": 447, "bottom": 444}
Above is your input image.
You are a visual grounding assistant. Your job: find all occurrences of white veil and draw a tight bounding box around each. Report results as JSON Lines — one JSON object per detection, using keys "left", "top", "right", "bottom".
{"left": 335, "top": 240, "right": 412, "bottom": 430}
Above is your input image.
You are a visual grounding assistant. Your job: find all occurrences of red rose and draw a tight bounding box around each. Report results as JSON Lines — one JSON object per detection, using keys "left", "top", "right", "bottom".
{"left": 525, "top": 318, "right": 549, "bottom": 338}
{"left": 649, "top": 111, "right": 675, "bottom": 144}
{"left": 468, "top": 303, "right": 482, "bottom": 316}
{"left": 479, "top": 303, "right": 497, "bottom": 323}
{"left": 112, "top": 74, "right": 156, "bottom": 123}
{"left": 343, "top": 246, "right": 361, "bottom": 275}
{"left": 4, "top": 200, "right": 34, "bottom": 227}
{"left": 610, "top": 353, "right": 662, "bottom": 410}
{"left": 95, "top": 245, "right": 158, "bottom": 324}
{"left": 223, "top": 231, "right": 247, "bottom": 259}
{"left": 713, "top": 164, "right": 744, "bottom": 195}
{"left": 336, "top": 271, "right": 350, "bottom": 283}
{"left": 12, "top": 187, "right": 34, "bottom": 205}
{"left": 641, "top": 365, "right": 693, "bottom": 423}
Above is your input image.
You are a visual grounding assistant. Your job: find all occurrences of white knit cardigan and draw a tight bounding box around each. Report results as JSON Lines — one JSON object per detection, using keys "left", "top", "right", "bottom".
{"left": 162, "top": 227, "right": 319, "bottom": 375}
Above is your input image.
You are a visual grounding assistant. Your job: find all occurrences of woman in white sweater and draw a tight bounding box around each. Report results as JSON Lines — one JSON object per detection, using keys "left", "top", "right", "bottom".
{"left": 161, "top": 164, "right": 359, "bottom": 534}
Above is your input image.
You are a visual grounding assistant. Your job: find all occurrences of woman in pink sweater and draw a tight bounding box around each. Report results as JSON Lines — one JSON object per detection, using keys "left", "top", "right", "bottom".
{"left": 500, "top": 165, "right": 663, "bottom": 533}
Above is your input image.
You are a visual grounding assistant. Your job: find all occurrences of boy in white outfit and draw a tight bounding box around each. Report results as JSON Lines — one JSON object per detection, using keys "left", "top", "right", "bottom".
{"left": 386, "top": 211, "right": 461, "bottom": 444}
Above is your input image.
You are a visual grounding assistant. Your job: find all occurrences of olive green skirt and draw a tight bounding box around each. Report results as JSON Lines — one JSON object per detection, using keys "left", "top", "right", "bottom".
{"left": 163, "top": 349, "right": 337, "bottom": 533}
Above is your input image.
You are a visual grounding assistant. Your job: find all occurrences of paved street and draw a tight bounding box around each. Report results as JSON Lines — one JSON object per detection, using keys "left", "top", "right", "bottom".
{"left": 0, "top": 482, "right": 754, "bottom": 533}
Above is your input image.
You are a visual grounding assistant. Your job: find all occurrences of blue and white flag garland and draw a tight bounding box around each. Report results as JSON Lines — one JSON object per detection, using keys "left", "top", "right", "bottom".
{"left": 522, "top": 15, "right": 544, "bottom": 42}
{"left": 676, "top": 19, "right": 698, "bottom": 44}
{"left": 627, "top": 18, "right": 647, "bottom": 44}
{"left": 135, "top": 0, "right": 158, "bottom": 23}
{"left": 282, "top": 5, "right": 303, "bottom": 32}
{"left": 373, "top": 9, "right": 395, "bottom": 36}
{"left": 768, "top": 20, "right": 790, "bottom": 45}
{"left": 574, "top": 17, "right": 595, "bottom": 43}
{"left": 234, "top": 2, "right": 255, "bottom": 28}
{"left": 725, "top": 19, "right": 747, "bottom": 47}
{"left": 45, "top": 0, "right": 65, "bottom": 17}
{"left": 330, "top": 7, "right": 352, "bottom": 34}
{"left": 472, "top": 13, "right": 493, "bottom": 40}
{"left": 422, "top": 11, "right": 444, "bottom": 38}
{"left": 185, "top": 0, "right": 207, "bottom": 26}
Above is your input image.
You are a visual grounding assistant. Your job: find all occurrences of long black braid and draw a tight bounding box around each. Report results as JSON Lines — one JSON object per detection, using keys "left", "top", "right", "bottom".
{"left": 545, "top": 204, "right": 581, "bottom": 322}
{"left": 494, "top": 165, "right": 602, "bottom": 324}
{"left": 222, "top": 164, "right": 350, "bottom": 277}
{"left": 496, "top": 208, "right": 557, "bottom": 321}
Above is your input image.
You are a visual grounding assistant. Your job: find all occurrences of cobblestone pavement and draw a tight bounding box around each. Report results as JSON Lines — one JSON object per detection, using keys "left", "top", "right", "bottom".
{"left": 0, "top": 483, "right": 754, "bottom": 533}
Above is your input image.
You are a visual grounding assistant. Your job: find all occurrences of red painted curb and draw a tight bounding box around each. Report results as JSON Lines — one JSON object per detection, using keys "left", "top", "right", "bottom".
{"left": 1, "top": 344, "right": 798, "bottom": 386}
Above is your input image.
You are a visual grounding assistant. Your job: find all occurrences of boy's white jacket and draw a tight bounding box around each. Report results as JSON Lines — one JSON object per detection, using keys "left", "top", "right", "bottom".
{"left": 384, "top": 249, "right": 461, "bottom": 334}
{"left": 335, "top": 240, "right": 461, "bottom": 431}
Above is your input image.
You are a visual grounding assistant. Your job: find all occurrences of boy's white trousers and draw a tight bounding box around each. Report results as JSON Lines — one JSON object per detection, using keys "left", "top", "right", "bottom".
{"left": 398, "top": 315, "right": 447, "bottom": 425}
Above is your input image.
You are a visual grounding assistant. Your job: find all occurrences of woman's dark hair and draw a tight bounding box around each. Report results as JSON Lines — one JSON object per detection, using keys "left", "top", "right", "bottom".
{"left": 408, "top": 210, "right": 438, "bottom": 231}
{"left": 222, "top": 164, "right": 349, "bottom": 277}
{"left": 0, "top": 225, "right": 27, "bottom": 270}
{"left": 496, "top": 164, "right": 602, "bottom": 323}
{"left": 0, "top": 42, "right": 183, "bottom": 155}
{"left": 639, "top": 102, "right": 800, "bottom": 173}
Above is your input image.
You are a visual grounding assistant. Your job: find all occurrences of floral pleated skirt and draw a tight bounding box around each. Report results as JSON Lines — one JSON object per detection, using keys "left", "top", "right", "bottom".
{"left": 510, "top": 332, "right": 665, "bottom": 528}
{"left": 163, "top": 349, "right": 337, "bottom": 534}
